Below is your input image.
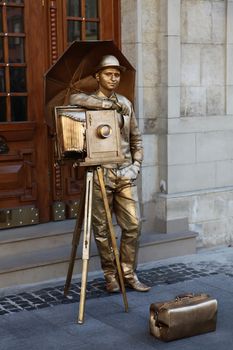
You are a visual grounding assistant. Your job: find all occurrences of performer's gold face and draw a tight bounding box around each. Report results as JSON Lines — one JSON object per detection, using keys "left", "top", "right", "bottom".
{"left": 96, "top": 68, "right": 121, "bottom": 96}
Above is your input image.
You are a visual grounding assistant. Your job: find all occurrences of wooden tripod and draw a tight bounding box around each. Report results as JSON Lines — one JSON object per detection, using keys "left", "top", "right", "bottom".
{"left": 64, "top": 166, "right": 128, "bottom": 324}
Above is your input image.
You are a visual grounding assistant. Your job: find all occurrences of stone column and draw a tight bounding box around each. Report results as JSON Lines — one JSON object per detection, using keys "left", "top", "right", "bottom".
{"left": 121, "top": 0, "right": 161, "bottom": 233}
{"left": 226, "top": 0, "right": 233, "bottom": 114}
{"left": 155, "top": 0, "right": 189, "bottom": 233}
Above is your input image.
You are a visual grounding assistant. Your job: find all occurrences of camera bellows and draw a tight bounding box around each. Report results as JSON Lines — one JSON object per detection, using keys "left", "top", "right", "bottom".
{"left": 59, "top": 114, "right": 86, "bottom": 152}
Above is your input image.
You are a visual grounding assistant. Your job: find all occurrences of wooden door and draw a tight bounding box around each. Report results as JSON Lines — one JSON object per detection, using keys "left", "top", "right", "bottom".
{"left": 0, "top": 0, "right": 120, "bottom": 228}
{"left": 0, "top": 0, "right": 49, "bottom": 228}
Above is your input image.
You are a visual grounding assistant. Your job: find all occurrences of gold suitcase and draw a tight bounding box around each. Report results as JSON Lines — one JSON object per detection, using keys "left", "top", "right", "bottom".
{"left": 149, "top": 293, "right": 217, "bottom": 342}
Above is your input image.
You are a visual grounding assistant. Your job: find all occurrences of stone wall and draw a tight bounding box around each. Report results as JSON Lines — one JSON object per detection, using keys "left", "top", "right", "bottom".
{"left": 121, "top": 0, "right": 233, "bottom": 247}
{"left": 181, "top": 0, "right": 226, "bottom": 118}
{"left": 167, "top": 0, "right": 233, "bottom": 247}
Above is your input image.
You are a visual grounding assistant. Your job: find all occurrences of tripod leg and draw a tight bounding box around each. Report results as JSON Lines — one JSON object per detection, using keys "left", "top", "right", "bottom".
{"left": 77, "top": 169, "right": 94, "bottom": 324}
{"left": 64, "top": 177, "right": 86, "bottom": 296}
{"left": 96, "top": 166, "right": 128, "bottom": 313}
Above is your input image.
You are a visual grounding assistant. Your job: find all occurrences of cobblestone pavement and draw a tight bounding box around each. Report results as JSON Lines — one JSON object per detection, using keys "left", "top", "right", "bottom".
{"left": 0, "top": 258, "right": 232, "bottom": 316}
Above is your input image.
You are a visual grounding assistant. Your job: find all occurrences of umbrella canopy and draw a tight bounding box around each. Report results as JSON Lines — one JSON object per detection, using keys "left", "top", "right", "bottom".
{"left": 44, "top": 40, "right": 136, "bottom": 129}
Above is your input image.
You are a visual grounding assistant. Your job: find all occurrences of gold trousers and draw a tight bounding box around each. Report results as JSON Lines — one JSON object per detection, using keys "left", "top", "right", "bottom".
{"left": 92, "top": 168, "right": 141, "bottom": 282}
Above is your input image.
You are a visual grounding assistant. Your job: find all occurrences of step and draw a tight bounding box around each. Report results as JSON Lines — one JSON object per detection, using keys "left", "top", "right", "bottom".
{"left": 0, "top": 230, "right": 197, "bottom": 293}
{"left": 138, "top": 231, "right": 197, "bottom": 262}
{"left": 0, "top": 220, "right": 122, "bottom": 257}
{"left": 0, "top": 244, "right": 101, "bottom": 294}
{"left": 0, "top": 220, "right": 76, "bottom": 257}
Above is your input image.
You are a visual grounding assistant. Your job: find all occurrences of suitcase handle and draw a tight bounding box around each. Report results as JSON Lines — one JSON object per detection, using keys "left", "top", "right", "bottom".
{"left": 175, "top": 293, "right": 208, "bottom": 301}
{"left": 175, "top": 293, "right": 195, "bottom": 300}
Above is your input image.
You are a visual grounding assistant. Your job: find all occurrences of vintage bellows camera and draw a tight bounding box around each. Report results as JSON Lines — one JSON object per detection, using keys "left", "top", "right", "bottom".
{"left": 54, "top": 106, "right": 124, "bottom": 166}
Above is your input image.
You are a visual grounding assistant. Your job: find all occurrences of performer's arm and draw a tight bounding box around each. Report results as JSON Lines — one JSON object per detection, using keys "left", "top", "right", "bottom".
{"left": 70, "top": 92, "right": 130, "bottom": 115}
{"left": 130, "top": 107, "right": 143, "bottom": 166}
{"left": 119, "top": 105, "right": 143, "bottom": 180}
{"left": 70, "top": 92, "right": 112, "bottom": 109}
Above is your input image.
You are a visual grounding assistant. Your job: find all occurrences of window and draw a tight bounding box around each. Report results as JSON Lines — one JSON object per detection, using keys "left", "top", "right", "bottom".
{"left": 66, "top": 0, "right": 99, "bottom": 45}
{"left": 0, "top": 0, "right": 27, "bottom": 122}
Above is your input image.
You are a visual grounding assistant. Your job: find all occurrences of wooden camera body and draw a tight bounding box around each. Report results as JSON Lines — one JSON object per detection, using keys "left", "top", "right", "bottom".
{"left": 54, "top": 106, "right": 124, "bottom": 166}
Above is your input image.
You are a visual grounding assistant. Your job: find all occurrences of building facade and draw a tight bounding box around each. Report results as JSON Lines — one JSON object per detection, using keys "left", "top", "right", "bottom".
{"left": 0, "top": 0, "right": 232, "bottom": 249}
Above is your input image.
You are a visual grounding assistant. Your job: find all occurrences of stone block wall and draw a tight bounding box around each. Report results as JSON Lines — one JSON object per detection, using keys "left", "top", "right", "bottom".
{"left": 181, "top": 0, "right": 225, "bottom": 117}
{"left": 121, "top": 0, "right": 233, "bottom": 247}
{"left": 166, "top": 0, "right": 233, "bottom": 247}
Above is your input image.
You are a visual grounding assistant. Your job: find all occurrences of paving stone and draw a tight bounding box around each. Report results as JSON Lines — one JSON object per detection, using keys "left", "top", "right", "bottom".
{"left": 0, "top": 310, "right": 9, "bottom": 315}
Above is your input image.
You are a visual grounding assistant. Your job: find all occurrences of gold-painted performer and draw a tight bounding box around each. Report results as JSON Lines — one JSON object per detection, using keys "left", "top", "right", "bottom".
{"left": 70, "top": 55, "right": 150, "bottom": 293}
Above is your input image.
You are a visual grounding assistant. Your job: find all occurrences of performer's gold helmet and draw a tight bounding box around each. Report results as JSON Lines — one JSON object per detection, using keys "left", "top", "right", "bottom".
{"left": 95, "top": 55, "right": 126, "bottom": 73}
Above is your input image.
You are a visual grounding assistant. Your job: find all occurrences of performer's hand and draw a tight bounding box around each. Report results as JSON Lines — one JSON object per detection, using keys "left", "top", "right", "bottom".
{"left": 120, "top": 162, "right": 140, "bottom": 180}
{"left": 112, "top": 101, "right": 130, "bottom": 116}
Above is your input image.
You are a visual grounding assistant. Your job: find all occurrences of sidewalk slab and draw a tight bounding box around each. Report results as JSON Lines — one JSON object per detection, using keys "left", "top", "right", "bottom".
{"left": 0, "top": 247, "right": 233, "bottom": 350}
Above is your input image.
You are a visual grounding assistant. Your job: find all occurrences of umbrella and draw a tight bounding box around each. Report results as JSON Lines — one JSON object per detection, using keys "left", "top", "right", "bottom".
{"left": 44, "top": 40, "right": 136, "bottom": 129}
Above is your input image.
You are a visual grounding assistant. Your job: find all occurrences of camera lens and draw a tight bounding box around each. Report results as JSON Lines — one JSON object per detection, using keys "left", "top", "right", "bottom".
{"left": 97, "top": 124, "right": 112, "bottom": 138}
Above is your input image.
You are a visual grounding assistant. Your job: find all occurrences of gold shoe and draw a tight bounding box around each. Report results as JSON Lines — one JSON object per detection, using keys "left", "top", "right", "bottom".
{"left": 125, "top": 275, "right": 151, "bottom": 292}
{"left": 106, "top": 279, "right": 120, "bottom": 293}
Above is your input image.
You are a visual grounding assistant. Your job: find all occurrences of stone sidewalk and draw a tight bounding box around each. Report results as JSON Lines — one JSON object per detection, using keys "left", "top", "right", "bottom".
{"left": 1, "top": 246, "right": 233, "bottom": 350}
